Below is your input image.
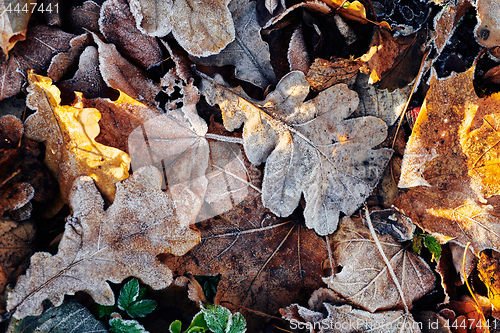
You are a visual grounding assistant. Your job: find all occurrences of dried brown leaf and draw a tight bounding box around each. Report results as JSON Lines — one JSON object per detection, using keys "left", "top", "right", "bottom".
{"left": 162, "top": 192, "right": 328, "bottom": 330}
{"left": 92, "top": 33, "right": 160, "bottom": 107}
{"left": 7, "top": 166, "right": 201, "bottom": 319}
{"left": 307, "top": 57, "right": 360, "bottom": 92}
{"left": 324, "top": 216, "right": 435, "bottom": 312}
{"left": 200, "top": 71, "right": 392, "bottom": 235}
{"left": 433, "top": 0, "right": 472, "bottom": 55}
{"left": 99, "top": 0, "right": 162, "bottom": 69}
{"left": 395, "top": 68, "right": 500, "bottom": 253}
{"left": 288, "top": 26, "right": 310, "bottom": 74}
{"left": 69, "top": 1, "right": 101, "bottom": 34}
{"left": 192, "top": 1, "right": 276, "bottom": 89}
{"left": 0, "top": 25, "right": 74, "bottom": 102}
{"left": 129, "top": 0, "right": 235, "bottom": 57}
{"left": 47, "top": 34, "right": 93, "bottom": 82}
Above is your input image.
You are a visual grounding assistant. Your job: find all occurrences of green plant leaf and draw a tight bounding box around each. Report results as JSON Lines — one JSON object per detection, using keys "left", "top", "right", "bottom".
{"left": 118, "top": 279, "right": 140, "bottom": 311}
{"left": 169, "top": 320, "right": 182, "bottom": 333}
{"left": 202, "top": 304, "right": 231, "bottom": 333}
{"left": 187, "top": 312, "right": 209, "bottom": 332}
{"left": 227, "top": 312, "right": 246, "bottom": 333}
{"left": 137, "top": 287, "right": 147, "bottom": 301}
{"left": 424, "top": 235, "right": 442, "bottom": 261}
{"left": 109, "top": 317, "right": 148, "bottom": 333}
{"left": 126, "top": 299, "right": 157, "bottom": 318}
{"left": 96, "top": 304, "right": 117, "bottom": 318}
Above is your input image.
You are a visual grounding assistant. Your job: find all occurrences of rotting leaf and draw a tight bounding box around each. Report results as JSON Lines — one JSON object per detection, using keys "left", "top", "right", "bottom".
{"left": 99, "top": 0, "right": 162, "bottom": 69}
{"left": 192, "top": 1, "right": 276, "bottom": 89}
{"left": 199, "top": 70, "right": 392, "bottom": 236}
{"left": 129, "top": 0, "right": 235, "bottom": 57}
{"left": 7, "top": 166, "right": 201, "bottom": 319}
{"left": 395, "top": 67, "right": 500, "bottom": 254}
{"left": 323, "top": 216, "right": 435, "bottom": 312}
{"left": 281, "top": 303, "right": 421, "bottom": 333}
{"left": 306, "top": 57, "right": 360, "bottom": 92}
{"left": 23, "top": 71, "right": 130, "bottom": 203}
{"left": 0, "top": 25, "right": 74, "bottom": 102}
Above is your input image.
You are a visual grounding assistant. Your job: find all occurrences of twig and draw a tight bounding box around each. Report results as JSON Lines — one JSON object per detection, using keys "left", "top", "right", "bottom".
{"left": 364, "top": 205, "right": 409, "bottom": 314}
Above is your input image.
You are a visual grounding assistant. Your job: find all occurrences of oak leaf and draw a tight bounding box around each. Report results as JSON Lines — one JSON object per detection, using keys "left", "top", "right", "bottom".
{"left": 200, "top": 70, "right": 392, "bottom": 236}
{"left": 7, "top": 166, "right": 201, "bottom": 319}
{"left": 192, "top": 1, "right": 276, "bottom": 89}
{"left": 129, "top": 0, "right": 235, "bottom": 57}
{"left": 323, "top": 216, "right": 435, "bottom": 312}
{"left": 478, "top": 252, "right": 500, "bottom": 312}
{"left": 281, "top": 303, "right": 422, "bottom": 333}
{"left": 395, "top": 68, "right": 500, "bottom": 253}
{"left": 24, "top": 71, "right": 130, "bottom": 203}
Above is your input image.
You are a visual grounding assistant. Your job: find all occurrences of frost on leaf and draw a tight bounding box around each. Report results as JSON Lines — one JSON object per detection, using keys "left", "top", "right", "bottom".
{"left": 323, "top": 216, "right": 435, "bottom": 312}
{"left": 281, "top": 303, "right": 422, "bottom": 333}
{"left": 193, "top": 1, "right": 276, "bottom": 89}
{"left": 200, "top": 71, "right": 392, "bottom": 236}
{"left": 129, "top": 0, "right": 235, "bottom": 57}
{"left": 7, "top": 166, "right": 201, "bottom": 319}
{"left": 0, "top": 1, "right": 35, "bottom": 56}
{"left": 395, "top": 68, "right": 500, "bottom": 253}
{"left": 24, "top": 71, "right": 130, "bottom": 203}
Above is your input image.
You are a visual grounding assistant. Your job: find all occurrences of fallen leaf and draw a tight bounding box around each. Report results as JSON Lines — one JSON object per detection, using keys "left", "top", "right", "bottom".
{"left": 319, "top": 0, "right": 370, "bottom": 24}
{"left": 483, "top": 64, "right": 500, "bottom": 85}
{"left": 7, "top": 166, "right": 201, "bottom": 319}
{"left": 129, "top": 0, "right": 235, "bottom": 57}
{"left": 99, "top": 0, "right": 162, "bottom": 69}
{"left": 0, "top": 1, "right": 35, "bottom": 56}
{"left": 200, "top": 70, "right": 392, "bottom": 236}
{"left": 0, "top": 115, "right": 23, "bottom": 175}
{"left": 7, "top": 300, "right": 108, "bottom": 333}
{"left": 475, "top": 0, "right": 500, "bottom": 47}
{"left": 352, "top": 72, "right": 411, "bottom": 126}
{"left": 288, "top": 25, "right": 310, "bottom": 74}
{"left": 478, "top": 252, "right": 500, "bottom": 312}
{"left": 432, "top": 0, "right": 472, "bottom": 56}
{"left": 24, "top": 71, "right": 130, "bottom": 203}
{"left": 47, "top": 33, "right": 93, "bottom": 82}
{"left": 323, "top": 216, "right": 435, "bottom": 312}
{"left": 92, "top": 33, "right": 160, "bottom": 107}
{"left": 84, "top": 90, "right": 161, "bottom": 152}
{"left": 395, "top": 68, "right": 500, "bottom": 253}
{"left": 192, "top": 1, "right": 276, "bottom": 89}
{"left": 0, "top": 25, "right": 74, "bottom": 101}
{"left": 360, "top": 27, "right": 427, "bottom": 91}
{"left": 161, "top": 196, "right": 328, "bottom": 330}
{"left": 439, "top": 296, "right": 489, "bottom": 333}
{"left": 281, "top": 303, "right": 422, "bottom": 332}
{"left": 58, "top": 45, "right": 109, "bottom": 100}
{"left": 0, "top": 218, "right": 35, "bottom": 286}
{"left": 306, "top": 57, "right": 360, "bottom": 92}
{"left": 69, "top": 1, "right": 101, "bottom": 34}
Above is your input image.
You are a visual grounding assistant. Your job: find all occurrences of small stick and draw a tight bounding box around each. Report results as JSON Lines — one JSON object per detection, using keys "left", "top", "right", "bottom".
{"left": 364, "top": 205, "right": 409, "bottom": 314}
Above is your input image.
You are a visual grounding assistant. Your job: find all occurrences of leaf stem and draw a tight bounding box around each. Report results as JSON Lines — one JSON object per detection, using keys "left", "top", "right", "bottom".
{"left": 205, "top": 133, "right": 244, "bottom": 145}
{"left": 363, "top": 205, "right": 409, "bottom": 314}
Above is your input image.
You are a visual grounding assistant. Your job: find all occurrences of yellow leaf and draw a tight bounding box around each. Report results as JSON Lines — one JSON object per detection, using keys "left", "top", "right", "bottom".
{"left": 478, "top": 252, "right": 500, "bottom": 311}
{"left": 24, "top": 71, "right": 130, "bottom": 203}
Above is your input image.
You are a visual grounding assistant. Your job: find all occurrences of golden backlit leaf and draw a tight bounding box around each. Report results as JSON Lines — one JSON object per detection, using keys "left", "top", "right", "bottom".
{"left": 24, "top": 71, "right": 130, "bottom": 203}
{"left": 395, "top": 67, "right": 500, "bottom": 253}
{"left": 478, "top": 252, "right": 500, "bottom": 311}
